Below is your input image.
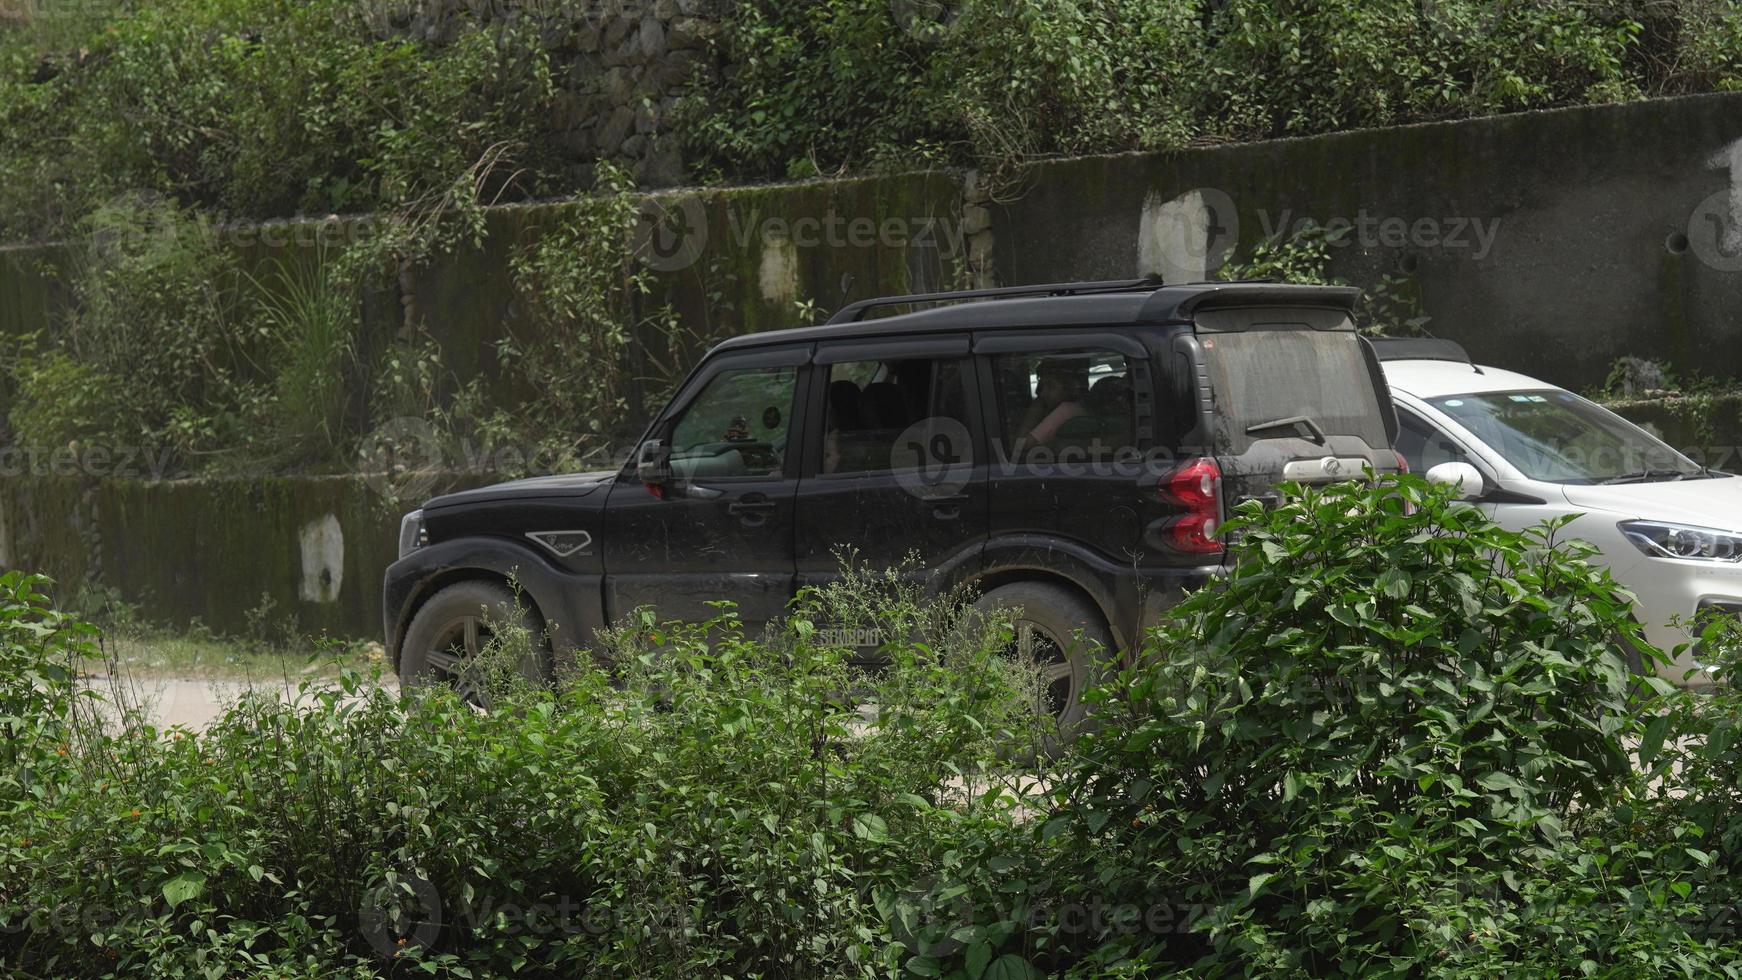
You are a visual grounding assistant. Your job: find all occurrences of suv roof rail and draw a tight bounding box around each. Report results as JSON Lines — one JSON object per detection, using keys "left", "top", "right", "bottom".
{"left": 1368, "top": 337, "right": 1475, "bottom": 364}
{"left": 825, "top": 277, "right": 1165, "bottom": 325}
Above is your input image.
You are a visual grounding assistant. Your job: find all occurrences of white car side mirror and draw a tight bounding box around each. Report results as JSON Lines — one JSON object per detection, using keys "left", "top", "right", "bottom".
{"left": 1425, "top": 461, "right": 1486, "bottom": 502}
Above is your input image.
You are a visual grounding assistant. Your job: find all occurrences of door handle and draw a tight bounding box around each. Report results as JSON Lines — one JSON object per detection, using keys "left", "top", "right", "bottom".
{"left": 927, "top": 492, "right": 971, "bottom": 520}
{"left": 728, "top": 493, "right": 778, "bottom": 525}
{"left": 728, "top": 494, "right": 777, "bottom": 515}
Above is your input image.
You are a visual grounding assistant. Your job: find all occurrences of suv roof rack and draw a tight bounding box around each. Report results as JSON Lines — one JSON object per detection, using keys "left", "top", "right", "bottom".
{"left": 825, "top": 277, "right": 1165, "bottom": 325}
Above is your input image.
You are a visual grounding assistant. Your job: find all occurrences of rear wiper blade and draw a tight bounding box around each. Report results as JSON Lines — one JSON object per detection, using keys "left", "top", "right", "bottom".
{"left": 1246, "top": 415, "right": 1327, "bottom": 445}
{"left": 1600, "top": 468, "right": 1691, "bottom": 485}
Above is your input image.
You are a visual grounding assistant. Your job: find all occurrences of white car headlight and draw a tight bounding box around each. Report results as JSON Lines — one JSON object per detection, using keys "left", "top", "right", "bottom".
{"left": 1620, "top": 520, "right": 1742, "bottom": 562}
{"left": 398, "top": 509, "right": 427, "bottom": 559}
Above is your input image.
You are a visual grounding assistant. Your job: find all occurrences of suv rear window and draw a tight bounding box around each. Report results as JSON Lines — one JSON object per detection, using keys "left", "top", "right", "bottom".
{"left": 991, "top": 350, "right": 1134, "bottom": 461}
{"left": 1202, "top": 326, "right": 1387, "bottom": 452}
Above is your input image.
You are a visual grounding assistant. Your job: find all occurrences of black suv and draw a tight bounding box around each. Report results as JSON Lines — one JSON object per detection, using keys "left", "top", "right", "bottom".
{"left": 384, "top": 279, "right": 1401, "bottom": 726}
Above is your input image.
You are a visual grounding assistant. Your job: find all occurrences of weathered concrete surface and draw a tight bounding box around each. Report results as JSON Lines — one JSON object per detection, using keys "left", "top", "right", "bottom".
{"left": 0, "top": 474, "right": 489, "bottom": 638}
{"left": 994, "top": 93, "right": 1742, "bottom": 390}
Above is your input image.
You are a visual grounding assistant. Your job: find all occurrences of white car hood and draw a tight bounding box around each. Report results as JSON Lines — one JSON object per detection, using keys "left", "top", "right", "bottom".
{"left": 1561, "top": 474, "right": 1742, "bottom": 530}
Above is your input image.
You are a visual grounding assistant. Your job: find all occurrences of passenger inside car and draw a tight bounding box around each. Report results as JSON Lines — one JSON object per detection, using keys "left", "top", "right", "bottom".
{"left": 1016, "top": 359, "right": 1089, "bottom": 451}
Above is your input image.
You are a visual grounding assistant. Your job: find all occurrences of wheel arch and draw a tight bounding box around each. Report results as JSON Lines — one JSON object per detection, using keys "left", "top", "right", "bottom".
{"left": 962, "top": 566, "right": 1125, "bottom": 653}
{"left": 384, "top": 535, "right": 597, "bottom": 670}
{"left": 392, "top": 568, "right": 549, "bottom": 671}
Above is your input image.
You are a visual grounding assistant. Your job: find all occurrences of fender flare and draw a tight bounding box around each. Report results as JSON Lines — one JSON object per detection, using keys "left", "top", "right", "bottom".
{"left": 383, "top": 537, "right": 604, "bottom": 667}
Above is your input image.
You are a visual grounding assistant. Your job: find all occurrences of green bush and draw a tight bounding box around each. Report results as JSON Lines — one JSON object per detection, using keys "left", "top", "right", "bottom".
{"left": 0, "top": 0, "right": 563, "bottom": 241}
{"left": 3, "top": 0, "right": 1741, "bottom": 237}
{"left": 0, "top": 566, "right": 1053, "bottom": 977}
{"left": 924, "top": 477, "right": 1738, "bottom": 977}
{"left": 11, "top": 485, "right": 1742, "bottom": 977}
{"left": 689, "top": 0, "right": 1685, "bottom": 182}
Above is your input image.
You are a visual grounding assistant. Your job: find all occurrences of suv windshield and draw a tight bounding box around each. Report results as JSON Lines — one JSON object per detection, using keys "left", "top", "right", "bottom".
{"left": 1205, "top": 328, "right": 1389, "bottom": 452}
{"left": 1429, "top": 389, "right": 1704, "bottom": 484}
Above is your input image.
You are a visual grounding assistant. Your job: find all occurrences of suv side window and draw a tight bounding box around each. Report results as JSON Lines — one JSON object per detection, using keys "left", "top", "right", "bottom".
{"left": 990, "top": 350, "right": 1134, "bottom": 461}
{"left": 669, "top": 365, "right": 798, "bottom": 479}
{"left": 1396, "top": 408, "right": 1473, "bottom": 474}
{"left": 821, "top": 357, "right": 972, "bottom": 474}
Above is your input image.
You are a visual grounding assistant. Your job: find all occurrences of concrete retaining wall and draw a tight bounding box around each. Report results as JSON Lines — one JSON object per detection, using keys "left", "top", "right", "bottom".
{"left": 993, "top": 93, "right": 1742, "bottom": 389}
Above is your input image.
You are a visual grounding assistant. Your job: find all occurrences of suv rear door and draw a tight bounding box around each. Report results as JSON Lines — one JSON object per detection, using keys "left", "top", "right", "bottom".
{"left": 976, "top": 331, "right": 1155, "bottom": 564}
{"left": 1186, "top": 304, "right": 1399, "bottom": 508}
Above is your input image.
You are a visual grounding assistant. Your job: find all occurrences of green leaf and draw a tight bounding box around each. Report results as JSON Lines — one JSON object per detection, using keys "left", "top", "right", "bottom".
{"left": 905, "top": 956, "right": 943, "bottom": 977}
{"left": 1376, "top": 568, "right": 1411, "bottom": 599}
{"left": 162, "top": 871, "right": 206, "bottom": 910}
{"left": 852, "top": 813, "right": 889, "bottom": 842}
{"left": 965, "top": 940, "right": 992, "bottom": 979}
{"left": 1638, "top": 714, "right": 1670, "bottom": 766}
{"left": 984, "top": 954, "right": 1039, "bottom": 980}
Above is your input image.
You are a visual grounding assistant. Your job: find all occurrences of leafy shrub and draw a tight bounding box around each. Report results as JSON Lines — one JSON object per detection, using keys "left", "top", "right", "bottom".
{"left": 497, "top": 162, "right": 681, "bottom": 472}
{"left": 690, "top": 0, "right": 1682, "bottom": 182}
{"left": 926, "top": 477, "right": 1735, "bottom": 977}
{"left": 0, "top": 566, "right": 1053, "bottom": 977}
{"left": 11, "top": 484, "right": 1742, "bottom": 976}
{"left": 4, "top": 196, "right": 260, "bottom": 462}
{"left": 0, "top": 572, "right": 92, "bottom": 782}
{"left": 2, "top": 347, "right": 128, "bottom": 453}
{"left": 244, "top": 249, "right": 362, "bottom": 468}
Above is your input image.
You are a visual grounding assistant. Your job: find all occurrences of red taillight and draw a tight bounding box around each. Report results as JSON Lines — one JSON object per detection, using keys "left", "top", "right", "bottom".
{"left": 1161, "top": 457, "right": 1224, "bottom": 554}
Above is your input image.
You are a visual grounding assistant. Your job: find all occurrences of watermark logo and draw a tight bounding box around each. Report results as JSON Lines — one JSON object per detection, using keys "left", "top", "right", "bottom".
{"left": 1253, "top": 208, "right": 1500, "bottom": 260}
{"left": 1687, "top": 188, "right": 1742, "bottom": 273}
{"left": 890, "top": 0, "right": 959, "bottom": 43}
{"left": 357, "top": 416, "right": 445, "bottom": 503}
{"left": 891, "top": 417, "right": 975, "bottom": 500}
{"left": 357, "top": 871, "right": 443, "bottom": 959}
{"left": 636, "top": 194, "right": 709, "bottom": 272}
{"left": 1140, "top": 187, "right": 1239, "bottom": 282}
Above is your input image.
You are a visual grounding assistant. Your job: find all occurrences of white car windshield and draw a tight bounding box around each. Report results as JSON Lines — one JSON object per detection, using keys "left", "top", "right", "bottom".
{"left": 1429, "top": 389, "right": 1706, "bottom": 484}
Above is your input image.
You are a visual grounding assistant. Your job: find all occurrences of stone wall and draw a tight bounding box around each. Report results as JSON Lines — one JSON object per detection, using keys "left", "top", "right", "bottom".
{"left": 366, "top": 0, "right": 721, "bottom": 188}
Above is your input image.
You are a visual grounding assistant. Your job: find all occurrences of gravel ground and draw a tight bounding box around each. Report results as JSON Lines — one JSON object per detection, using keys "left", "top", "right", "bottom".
{"left": 80, "top": 673, "right": 399, "bottom": 730}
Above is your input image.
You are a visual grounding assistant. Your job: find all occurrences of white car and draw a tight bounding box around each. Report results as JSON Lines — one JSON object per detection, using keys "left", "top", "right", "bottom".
{"left": 1375, "top": 339, "right": 1742, "bottom": 686}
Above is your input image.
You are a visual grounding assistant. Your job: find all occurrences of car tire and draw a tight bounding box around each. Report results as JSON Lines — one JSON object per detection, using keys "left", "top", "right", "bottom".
{"left": 398, "top": 581, "right": 551, "bottom": 708}
{"left": 973, "top": 581, "right": 1112, "bottom": 743}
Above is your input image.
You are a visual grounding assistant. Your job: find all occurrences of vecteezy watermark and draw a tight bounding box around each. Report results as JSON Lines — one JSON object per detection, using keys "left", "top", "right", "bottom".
{"left": 0, "top": 443, "right": 176, "bottom": 481}
{"left": 358, "top": 870, "right": 444, "bottom": 959}
{"left": 356, "top": 417, "right": 447, "bottom": 503}
{"left": 630, "top": 196, "right": 969, "bottom": 274}
{"left": 354, "top": 882, "right": 711, "bottom": 961}
{"left": 83, "top": 190, "right": 388, "bottom": 258}
{"left": 889, "top": 0, "right": 960, "bottom": 43}
{"left": 1254, "top": 208, "right": 1501, "bottom": 260}
{"left": 1140, "top": 187, "right": 1240, "bottom": 282}
{"left": 890, "top": 417, "right": 976, "bottom": 500}
{"left": 637, "top": 194, "right": 710, "bottom": 273}
{"left": 1687, "top": 188, "right": 1742, "bottom": 273}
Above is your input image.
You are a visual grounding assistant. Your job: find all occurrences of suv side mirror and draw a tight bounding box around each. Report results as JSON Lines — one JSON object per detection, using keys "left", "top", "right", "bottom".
{"left": 635, "top": 438, "right": 672, "bottom": 486}
{"left": 1425, "top": 461, "right": 1486, "bottom": 502}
